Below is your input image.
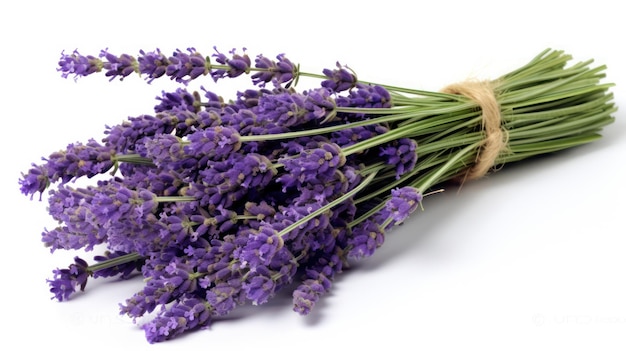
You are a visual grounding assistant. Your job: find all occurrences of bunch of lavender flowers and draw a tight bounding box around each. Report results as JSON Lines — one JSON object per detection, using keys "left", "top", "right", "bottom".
{"left": 21, "top": 47, "right": 615, "bottom": 343}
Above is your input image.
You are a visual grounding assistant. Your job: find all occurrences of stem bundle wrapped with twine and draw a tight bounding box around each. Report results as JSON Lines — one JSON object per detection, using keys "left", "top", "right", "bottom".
{"left": 19, "top": 47, "right": 616, "bottom": 343}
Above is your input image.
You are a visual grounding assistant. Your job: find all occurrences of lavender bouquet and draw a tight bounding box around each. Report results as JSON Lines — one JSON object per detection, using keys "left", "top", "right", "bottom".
{"left": 19, "top": 47, "right": 615, "bottom": 343}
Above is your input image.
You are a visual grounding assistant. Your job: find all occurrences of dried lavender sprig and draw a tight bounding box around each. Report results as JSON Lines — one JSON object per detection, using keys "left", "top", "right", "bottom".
{"left": 58, "top": 47, "right": 300, "bottom": 87}
{"left": 48, "top": 252, "right": 143, "bottom": 301}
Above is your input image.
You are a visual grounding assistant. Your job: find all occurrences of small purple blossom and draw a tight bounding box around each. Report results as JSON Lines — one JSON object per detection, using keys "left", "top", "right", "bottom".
{"left": 336, "top": 83, "right": 392, "bottom": 119}
{"left": 187, "top": 152, "right": 274, "bottom": 208}
{"left": 379, "top": 138, "right": 418, "bottom": 179}
{"left": 141, "top": 134, "right": 186, "bottom": 168}
{"left": 98, "top": 49, "right": 138, "bottom": 81}
{"left": 184, "top": 126, "right": 242, "bottom": 160}
{"left": 154, "top": 88, "right": 199, "bottom": 113}
{"left": 166, "top": 48, "right": 208, "bottom": 83}
{"left": 278, "top": 142, "right": 346, "bottom": 187}
{"left": 292, "top": 269, "right": 332, "bottom": 315}
{"left": 23, "top": 139, "right": 115, "bottom": 190}
{"left": 321, "top": 62, "right": 357, "bottom": 93}
{"left": 331, "top": 124, "right": 389, "bottom": 148}
{"left": 255, "top": 88, "right": 336, "bottom": 127}
{"left": 47, "top": 256, "right": 90, "bottom": 301}
{"left": 103, "top": 113, "right": 178, "bottom": 153}
{"left": 205, "top": 280, "right": 244, "bottom": 316}
{"left": 385, "top": 186, "right": 422, "bottom": 225}
{"left": 210, "top": 47, "right": 251, "bottom": 81}
{"left": 137, "top": 49, "right": 169, "bottom": 83}
{"left": 19, "top": 163, "right": 48, "bottom": 200}
{"left": 120, "top": 260, "right": 198, "bottom": 319}
{"left": 252, "top": 53, "right": 298, "bottom": 87}
{"left": 238, "top": 225, "right": 285, "bottom": 271}
{"left": 347, "top": 218, "right": 384, "bottom": 259}
{"left": 143, "top": 297, "right": 212, "bottom": 343}
{"left": 242, "top": 269, "right": 276, "bottom": 306}
{"left": 57, "top": 50, "right": 102, "bottom": 80}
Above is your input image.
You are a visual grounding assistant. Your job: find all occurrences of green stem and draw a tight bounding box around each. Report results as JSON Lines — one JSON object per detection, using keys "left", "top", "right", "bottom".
{"left": 86, "top": 252, "right": 143, "bottom": 274}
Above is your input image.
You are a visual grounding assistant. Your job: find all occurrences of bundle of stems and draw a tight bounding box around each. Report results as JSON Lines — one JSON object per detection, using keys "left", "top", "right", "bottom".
{"left": 19, "top": 47, "right": 615, "bottom": 343}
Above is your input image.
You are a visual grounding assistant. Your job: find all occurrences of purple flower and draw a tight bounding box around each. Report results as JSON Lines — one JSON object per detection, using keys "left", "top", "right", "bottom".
{"left": 104, "top": 113, "right": 179, "bottom": 153}
{"left": 187, "top": 152, "right": 274, "bottom": 208}
{"left": 242, "top": 268, "right": 276, "bottom": 306}
{"left": 43, "top": 185, "right": 107, "bottom": 252}
{"left": 98, "top": 49, "right": 138, "bottom": 81}
{"left": 120, "top": 166, "right": 182, "bottom": 196}
{"left": 143, "top": 297, "right": 211, "bottom": 343}
{"left": 47, "top": 256, "right": 90, "bottom": 301}
{"left": 210, "top": 47, "right": 251, "bottom": 81}
{"left": 205, "top": 280, "right": 244, "bottom": 316}
{"left": 252, "top": 53, "right": 298, "bottom": 87}
{"left": 385, "top": 186, "right": 422, "bottom": 225}
{"left": 24, "top": 139, "right": 115, "bottom": 189}
{"left": 255, "top": 88, "right": 336, "bottom": 128}
{"left": 120, "top": 260, "right": 197, "bottom": 318}
{"left": 90, "top": 182, "right": 158, "bottom": 229}
{"left": 137, "top": 49, "right": 169, "bottom": 83}
{"left": 189, "top": 206, "right": 238, "bottom": 240}
{"left": 292, "top": 268, "right": 333, "bottom": 315}
{"left": 321, "top": 62, "right": 357, "bottom": 93}
{"left": 347, "top": 219, "right": 384, "bottom": 259}
{"left": 379, "top": 138, "right": 418, "bottom": 179}
{"left": 154, "top": 88, "right": 199, "bottom": 113}
{"left": 238, "top": 225, "right": 284, "bottom": 272}
{"left": 336, "top": 83, "right": 392, "bottom": 119}
{"left": 184, "top": 126, "right": 241, "bottom": 161}
{"left": 57, "top": 50, "right": 102, "bottom": 80}
{"left": 165, "top": 48, "right": 208, "bottom": 83}
{"left": 142, "top": 134, "right": 186, "bottom": 168}
{"left": 19, "top": 163, "right": 48, "bottom": 200}
{"left": 278, "top": 141, "right": 346, "bottom": 187}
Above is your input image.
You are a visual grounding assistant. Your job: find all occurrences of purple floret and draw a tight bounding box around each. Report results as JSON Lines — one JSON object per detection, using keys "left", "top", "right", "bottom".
{"left": 47, "top": 256, "right": 90, "bottom": 301}
{"left": 278, "top": 141, "right": 346, "bottom": 187}
{"left": 99, "top": 49, "right": 138, "bottom": 81}
{"left": 57, "top": 50, "right": 102, "bottom": 80}
{"left": 251, "top": 53, "right": 297, "bottom": 87}
{"left": 19, "top": 164, "right": 48, "bottom": 200}
{"left": 184, "top": 126, "right": 241, "bottom": 161}
{"left": 210, "top": 47, "right": 251, "bottom": 81}
{"left": 143, "top": 297, "right": 212, "bottom": 343}
{"left": 321, "top": 61, "right": 357, "bottom": 93}
{"left": 137, "top": 49, "right": 169, "bottom": 83}
{"left": 379, "top": 138, "right": 418, "bottom": 179}
{"left": 385, "top": 186, "right": 422, "bottom": 225}
{"left": 165, "top": 48, "right": 208, "bottom": 83}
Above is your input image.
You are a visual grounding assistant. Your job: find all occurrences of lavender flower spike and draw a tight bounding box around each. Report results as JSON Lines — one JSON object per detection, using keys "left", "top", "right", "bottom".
{"left": 385, "top": 186, "right": 422, "bottom": 225}
{"left": 47, "top": 256, "right": 90, "bottom": 301}
{"left": 279, "top": 141, "right": 346, "bottom": 186}
{"left": 184, "top": 126, "right": 242, "bottom": 160}
{"left": 19, "top": 163, "right": 48, "bottom": 200}
{"left": 143, "top": 297, "right": 212, "bottom": 343}
{"left": 58, "top": 50, "right": 102, "bottom": 80}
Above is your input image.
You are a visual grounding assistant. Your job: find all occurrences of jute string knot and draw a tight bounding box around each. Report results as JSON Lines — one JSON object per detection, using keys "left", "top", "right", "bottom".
{"left": 441, "top": 80, "right": 508, "bottom": 182}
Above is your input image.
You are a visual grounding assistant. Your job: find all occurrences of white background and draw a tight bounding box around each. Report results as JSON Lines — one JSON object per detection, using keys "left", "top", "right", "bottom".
{"left": 1, "top": 1, "right": 625, "bottom": 350}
